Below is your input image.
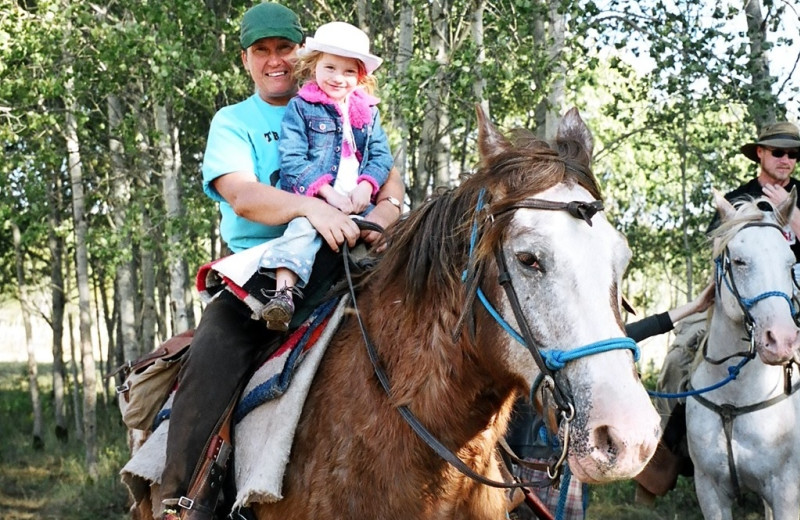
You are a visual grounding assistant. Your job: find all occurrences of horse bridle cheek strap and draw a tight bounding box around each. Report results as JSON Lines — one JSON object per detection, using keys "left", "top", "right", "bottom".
{"left": 493, "top": 247, "right": 572, "bottom": 412}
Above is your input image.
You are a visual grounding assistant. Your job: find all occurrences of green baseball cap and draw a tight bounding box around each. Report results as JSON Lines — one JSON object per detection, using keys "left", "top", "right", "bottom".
{"left": 240, "top": 3, "right": 303, "bottom": 50}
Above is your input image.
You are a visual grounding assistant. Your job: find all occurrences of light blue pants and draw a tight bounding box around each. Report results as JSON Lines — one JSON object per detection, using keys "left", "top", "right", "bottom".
{"left": 258, "top": 217, "right": 319, "bottom": 288}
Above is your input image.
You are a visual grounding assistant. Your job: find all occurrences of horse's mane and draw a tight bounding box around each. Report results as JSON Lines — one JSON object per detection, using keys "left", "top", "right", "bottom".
{"left": 371, "top": 128, "right": 601, "bottom": 310}
{"left": 710, "top": 197, "right": 787, "bottom": 257}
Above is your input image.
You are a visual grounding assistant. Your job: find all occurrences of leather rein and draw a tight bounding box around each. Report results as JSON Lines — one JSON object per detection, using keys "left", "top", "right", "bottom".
{"left": 343, "top": 191, "right": 638, "bottom": 490}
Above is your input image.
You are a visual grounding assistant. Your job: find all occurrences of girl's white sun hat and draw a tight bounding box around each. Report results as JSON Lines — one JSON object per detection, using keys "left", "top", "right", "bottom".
{"left": 299, "top": 21, "right": 383, "bottom": 74}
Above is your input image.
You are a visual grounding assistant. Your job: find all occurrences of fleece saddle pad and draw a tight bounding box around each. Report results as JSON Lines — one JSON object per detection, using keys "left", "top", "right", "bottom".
{"left": 120, "top": 296, "right": 349, "bottom": 515}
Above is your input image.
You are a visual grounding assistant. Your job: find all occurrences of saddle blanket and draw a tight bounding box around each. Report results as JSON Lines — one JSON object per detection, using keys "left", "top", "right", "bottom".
{"left": 120, "top": 296, "right": 349, "bottom": 514}
{"left": 195, "top": 243, "right": 283, "bottom": 320}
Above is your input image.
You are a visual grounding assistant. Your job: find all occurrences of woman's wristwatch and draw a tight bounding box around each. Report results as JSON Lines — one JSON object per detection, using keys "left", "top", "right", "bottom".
{"left": 378, "top": 196, "right": 403, "bottom": 212}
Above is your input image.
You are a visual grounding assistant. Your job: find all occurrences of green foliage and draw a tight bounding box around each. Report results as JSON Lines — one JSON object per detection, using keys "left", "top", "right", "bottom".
{"left": 0, "top": 0, "right": 794, "bottom": 343}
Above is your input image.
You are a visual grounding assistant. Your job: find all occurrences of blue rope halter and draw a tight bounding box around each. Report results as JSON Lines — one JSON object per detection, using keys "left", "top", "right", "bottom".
{"left": 715, "top": 256, "right": 798, "bottom": 318}
{"left": 649, "top": 223, "right": 797, "bottom": 401}
{"left": 464, "top": 188, "right": 640, "bottom": 369}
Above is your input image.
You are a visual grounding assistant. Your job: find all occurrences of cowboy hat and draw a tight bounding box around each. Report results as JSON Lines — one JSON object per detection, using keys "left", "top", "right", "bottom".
{"left": 299, "top": 22, "right": 382, "bottom": 74}
{"left": 740, "top": 121, "right": 800, "bottom": 162}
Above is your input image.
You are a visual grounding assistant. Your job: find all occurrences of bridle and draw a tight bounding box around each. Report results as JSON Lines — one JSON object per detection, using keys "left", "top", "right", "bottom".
{"left": 462, "top": 188, "right": 639, "bottom": 479}
{"left": 706, "top": 221, "right": 799, "bottom": 365}
{"left": 343, "top": 187, "right": 640, "bottom": 489}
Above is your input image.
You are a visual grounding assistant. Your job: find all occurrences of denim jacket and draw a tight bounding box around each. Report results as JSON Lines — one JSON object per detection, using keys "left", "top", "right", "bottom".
{"left": 279, "top": 82, "right": 393, "bottom": 197}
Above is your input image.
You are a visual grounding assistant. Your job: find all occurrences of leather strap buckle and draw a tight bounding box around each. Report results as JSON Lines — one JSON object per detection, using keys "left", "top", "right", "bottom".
{"left": 178, "top": 496, "right": 195, "bottom": 510}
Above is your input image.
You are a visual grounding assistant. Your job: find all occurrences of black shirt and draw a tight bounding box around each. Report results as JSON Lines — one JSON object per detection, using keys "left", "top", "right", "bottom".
{"left": 707, "top": 177, "right": 800, "bottom": 262}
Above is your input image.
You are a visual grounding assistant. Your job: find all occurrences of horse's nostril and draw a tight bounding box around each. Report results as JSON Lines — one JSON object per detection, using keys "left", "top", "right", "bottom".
{"left": 590, "top": 425, "right": 618, "bottom": 458}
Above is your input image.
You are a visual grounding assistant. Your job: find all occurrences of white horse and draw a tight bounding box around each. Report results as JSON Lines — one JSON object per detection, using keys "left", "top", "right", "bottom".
{"left": 687, "top": 190, "right": 800, "bottom": 520}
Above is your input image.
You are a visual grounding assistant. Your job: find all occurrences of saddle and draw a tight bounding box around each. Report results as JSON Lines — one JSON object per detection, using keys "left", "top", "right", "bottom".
{"left": 119, "top": 296, "right": 349, "bottom": 519}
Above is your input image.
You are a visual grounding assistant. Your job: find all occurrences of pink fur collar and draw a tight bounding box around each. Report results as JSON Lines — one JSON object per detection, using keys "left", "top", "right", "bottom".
{"left": 297, "top": 82, "right": 379, "bottom": 129}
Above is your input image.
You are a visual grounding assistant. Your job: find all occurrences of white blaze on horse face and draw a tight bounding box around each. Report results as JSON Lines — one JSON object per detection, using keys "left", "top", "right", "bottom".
{"left": 500, "top": 183, "right": 660, "bottom": 483}
{"left": 721, "top": 225, "right": 800, "bottom": 365}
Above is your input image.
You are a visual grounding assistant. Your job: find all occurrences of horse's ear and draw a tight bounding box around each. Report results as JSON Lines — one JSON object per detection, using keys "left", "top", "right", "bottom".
{"left": 713, "top": 189, "right": 736, "bottom": 222}
{"left": 556, "top": 107, "right": 594, "bottom": 159}
{"left": 777, "top": 186, "right": 798, "bottom": 225}
{"left": 476, "top": 103, "right": 510, "bottom": 162}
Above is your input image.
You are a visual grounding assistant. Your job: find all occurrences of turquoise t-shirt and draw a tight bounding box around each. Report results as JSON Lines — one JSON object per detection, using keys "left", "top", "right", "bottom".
{"left": 202, "top": 94, "right": 288, "bottom": 253}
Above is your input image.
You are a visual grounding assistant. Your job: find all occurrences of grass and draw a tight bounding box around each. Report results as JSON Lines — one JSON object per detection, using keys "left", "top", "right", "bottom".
{"left": 0, "top": 362, "right": 769, "bottom": 519}
{"left": 0, "top": 363, "right": 130, "bottom": 520}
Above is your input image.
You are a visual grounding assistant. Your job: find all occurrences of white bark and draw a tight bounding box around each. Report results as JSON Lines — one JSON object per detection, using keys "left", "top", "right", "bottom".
{"left": 471, "top": 0, "right": 489, "bottom": 118}
{"left": 154, "top": 102, "right": 194, "bottom": 335}
{"left": 47, "top": 165, "right": 68, "bottom": 440}
{"left": 12, "top": 222, "right": 44, "bottom": 448}
{"left": 414, "top": 0, "right": 452, "bottom": 202}
{"left": 543, "top": 1, "right": 566, "bottom": 139}
{"left": 68, "top": 312, "right": 83, "bottom": 441}
{"left": 743, "top": 0, "right": 777, "bottom": 129}
{"left": 65, "top": 68, "right": 98, "bottom": 479}
{"left": 134, "top": 99, "right": 157, "bottom": 351}
{"left": 533, "top": 0, "right": 566, "bottom": 139}
{"left": 390, "top": 1, "right": 413, "bottom": 192}
{"left": 108, "top": 94, "right": 141, "bottom": 361}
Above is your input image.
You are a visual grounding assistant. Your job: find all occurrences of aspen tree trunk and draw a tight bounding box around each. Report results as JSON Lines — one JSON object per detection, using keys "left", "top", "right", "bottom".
{"left": 134, "top": 98, "right": 158, "bottom": 351}
{"left": 47, "top": 166, "right": 68, "bottom": 442}
{"left": 533, "top": 0, "right": 566, "bottom": 139}
{"left": 68, "top": 313, "right": 83, "bottom": 441}
{"left": 356, "top": 0, "right": 368, "bottom": 30}
{"left": 413, "top": 0, "right": 451, "bottom": 203}
{"left": 471, "top": 0, "right": 489, "bottom": 118}
{"left": 12, "top": 222, "right": 44, "bottom": 449}
{"left": 154, "top": 102, "right": 195, "bottom": 335}
{"left": 98, "top": 272, "right": 117, "bottom": 397}
{"left": 390, "top": 0, "right": 413, "bottom": 199}
{"left": 108, "top": 94, "right": 142, "bottom": 361}
{"left": 65, "top": 69, "right": 98, "bottom": 478}
{"left": 141, "top": 209, "right": 158, "bottom": 347}
{"left": 91, "top": 274, "right": 109, "bottom": 405}
{"left": 679, "top": 110, "right": 694, "bottom": 299}
{"left": 742, "top": 0, "right": 778, "bottom": 129}
{"left": 432, "top": 0, "right": 451, "bottom": 188}
{"left": 156, "top": 245, "right": 169, "bottom": 343}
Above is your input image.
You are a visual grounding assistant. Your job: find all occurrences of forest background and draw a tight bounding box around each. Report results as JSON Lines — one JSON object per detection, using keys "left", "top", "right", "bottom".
{"left": 0, "top": 0, "right": 798, "bottom": 514}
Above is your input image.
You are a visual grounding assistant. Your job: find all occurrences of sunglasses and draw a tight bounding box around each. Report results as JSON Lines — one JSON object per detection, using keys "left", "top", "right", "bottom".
{"left": 768, "top": 148, "right": 800, "bottom": 160}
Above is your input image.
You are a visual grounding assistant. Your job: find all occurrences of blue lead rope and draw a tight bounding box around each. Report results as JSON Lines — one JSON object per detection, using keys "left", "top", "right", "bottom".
{"left": 555, "top": 464, "right": 572, "bottom": 520}
{"left": 647, "top": 355, "right": 751, "bottom": 399}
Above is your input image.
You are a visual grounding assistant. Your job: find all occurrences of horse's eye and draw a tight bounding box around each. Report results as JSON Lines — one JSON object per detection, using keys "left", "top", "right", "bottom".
{"left": 732, "top": 257, "right": 746, "bottom": 267}
{"left": 516, "top": 251, "right": 542, "bottom": 271}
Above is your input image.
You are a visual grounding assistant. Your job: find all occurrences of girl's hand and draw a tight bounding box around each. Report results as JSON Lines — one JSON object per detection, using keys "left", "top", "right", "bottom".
{"left": 350, "top": 182, "right": 373, "bottom": 214}
{"left": 319, "top": 184, "right": 354, "bottom": 214}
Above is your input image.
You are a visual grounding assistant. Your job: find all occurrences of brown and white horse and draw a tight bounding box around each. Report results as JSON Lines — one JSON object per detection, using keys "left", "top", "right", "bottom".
{"left": 130, "top": 108, "right": 661, "bottom": 519}
{"left": 239, "top": 108, "right": 660, "bottom": 519}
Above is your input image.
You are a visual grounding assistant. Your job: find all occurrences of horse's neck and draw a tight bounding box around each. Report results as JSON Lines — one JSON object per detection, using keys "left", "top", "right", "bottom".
{"left": 706, "top": 309, "right": 748, "bottom": 359}
{"left": 360, "top": 289, "right": 514, "bottom": 443}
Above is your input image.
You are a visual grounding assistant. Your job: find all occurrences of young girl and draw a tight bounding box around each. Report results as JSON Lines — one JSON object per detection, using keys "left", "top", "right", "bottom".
{"left": 259, "top": 21, "right": 395, "bottom": 330}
